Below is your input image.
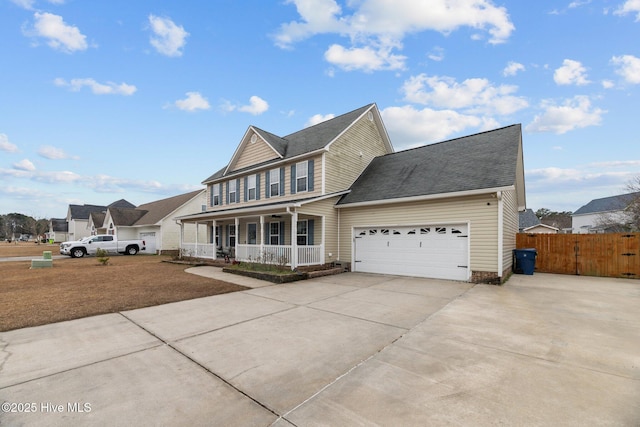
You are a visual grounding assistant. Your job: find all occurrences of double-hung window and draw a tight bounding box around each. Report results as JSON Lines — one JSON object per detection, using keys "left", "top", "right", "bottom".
{"left": 269, "top": 168, "right": 280, "bottom": 197}
{"left": 247, "top": 175, "right": 256, "bottom": 201}
{"left": 297, "top": 220, "right": 307, "bottom": 246}
{"left": 296, "top": 161, "right": 308, "bottom": 193}
{"left": 212, "top": 183, "right": 221, "bottom": 206}
{"left": 269, "top": 222, "right": 280, "bottom": 245}
{"left": 228, "top": 180, "right": 237, "bottom": 204}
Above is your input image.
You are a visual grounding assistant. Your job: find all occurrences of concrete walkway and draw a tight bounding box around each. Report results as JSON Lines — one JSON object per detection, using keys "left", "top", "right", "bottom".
{"left": 1, "top": 272, "right": 639, "bottom": 426}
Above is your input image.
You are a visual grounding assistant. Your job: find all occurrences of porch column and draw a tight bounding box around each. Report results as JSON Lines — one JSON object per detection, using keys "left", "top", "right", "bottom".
{"left": 195, "top": 221, "right": 199, "bottom": 255}
{"left": 290, "top": 210, "right": 298, "bottom": 270}
{"left": 234, "top": 217, "right": 239, "bottom": 259}
{"left": 179, "top": 221, "right": 184, "bottom": 257}
{"left": 211, "top": 219, "right": 217, "bottom": 260}
{"left": 259, "top": 215, "right": 265, "bottom": 254}
{"left": 321, "top": 216, "right": 325, "bottom": 265}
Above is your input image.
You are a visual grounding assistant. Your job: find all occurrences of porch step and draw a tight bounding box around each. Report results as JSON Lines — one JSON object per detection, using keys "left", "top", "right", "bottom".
{"left": 306, "top": 267, "right": 344, "bottom": 279}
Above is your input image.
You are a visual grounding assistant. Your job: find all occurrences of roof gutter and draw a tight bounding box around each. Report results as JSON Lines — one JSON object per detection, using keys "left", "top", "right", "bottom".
{"left": 335, "top": 185, "right": 515, "bottom": 209}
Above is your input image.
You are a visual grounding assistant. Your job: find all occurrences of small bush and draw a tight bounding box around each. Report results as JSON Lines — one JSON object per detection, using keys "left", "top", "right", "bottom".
{"left": 96, "top": 248, "right": 110, "bottom": 266}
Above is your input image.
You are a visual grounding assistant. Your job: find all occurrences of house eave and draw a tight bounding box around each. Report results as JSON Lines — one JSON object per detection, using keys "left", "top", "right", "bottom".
{"left": 335, "top": 186, "right": 515, "bottom": 209}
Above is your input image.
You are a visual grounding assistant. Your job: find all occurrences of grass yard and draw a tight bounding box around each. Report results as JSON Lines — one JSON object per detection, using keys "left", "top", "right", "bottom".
{"left": 0, "top": 242, "right": 247, "bottom": 332}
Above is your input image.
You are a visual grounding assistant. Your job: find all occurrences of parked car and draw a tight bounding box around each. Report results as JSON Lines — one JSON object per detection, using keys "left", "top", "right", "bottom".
{"left": 60, "top": 235, "right": 146, "bottom": 258}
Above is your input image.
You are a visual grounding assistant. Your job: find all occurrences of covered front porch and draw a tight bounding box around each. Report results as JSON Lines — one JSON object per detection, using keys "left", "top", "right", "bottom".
{"left": 177, "top": 205, "right": 324, "bottom": 269}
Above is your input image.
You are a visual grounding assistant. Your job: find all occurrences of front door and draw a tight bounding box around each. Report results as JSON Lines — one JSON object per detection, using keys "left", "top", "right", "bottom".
{"left": 247, "top": 223, "right": 257, "bottom": 244}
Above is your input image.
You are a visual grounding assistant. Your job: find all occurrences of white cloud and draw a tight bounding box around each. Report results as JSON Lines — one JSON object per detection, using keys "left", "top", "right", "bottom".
{"left": 275, "top": 0, "right": 514, "bottom": 73}
{"left": 614, "top": 0, "right": 640, "bottom": 20}
{"left": 402, "top": 74, "right": 528, "bottom": 115}
{"left": 324, "top": 41, "right": 407, "bottom": 72}
{"left": 305, "top": 113, "right": 335, "bottom": 127}
{"left": 38, "top": 145, "right": 79, "bottom": 160}
{"left": 13, "top": 159, "right": 36, "bottom": 171}
{"left": 554, "top": 59, "right": 591, "bottom": 85}
{"left": 10, "top": 0, "right": 64, "bottom": 9}
{"left": 174, "top": 92, "right": 211, "bottom": 112}
{"left": 28, "top": 12, "right": 88, "bottom": 53}
{"left": 380, "top": 105, "right": 485, "bottom": 149}
{"left": 148, "top": 15, "right": 189, "bottom": 57}
{"left": 611, "top": 54, "right": 640, "bottom": 84}
{"left": 0, "top": 134, "right": 19, "bottom": 153}
{"left": 602, "top": 79, "right": 615, "bottom": 89}
{"left": 427, "top": 47, "right": 444, "bottom": 62}
{"left": 224, "top": 96, "right": 269, "bottom": 115}
{"left": 503, "top": 61, "right": 525, "bottom": 76}
{"left": 54, "top": 78, "right": 136, "bottom": 95}
{"left": 526, "top": 95, "right": 605, "bottom": 134}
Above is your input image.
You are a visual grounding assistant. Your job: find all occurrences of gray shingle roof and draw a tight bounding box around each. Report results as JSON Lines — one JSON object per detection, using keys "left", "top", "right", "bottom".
{"left": 68, "top": 200, "right": 135, "bottom": 220}
{"left": 573, "top": 192, "right": 640, "bottom": 215}
{"left": 133, "top": 190, "right": 203, "bottom": 225}
{"left": 337, "top": 124, "right": 522, "bottom": 205}
{"left": 203, "top": 104, "right": 375, "bottom": 183}
{"left": 519, "top": 208, "right": 540, "bottom": 230}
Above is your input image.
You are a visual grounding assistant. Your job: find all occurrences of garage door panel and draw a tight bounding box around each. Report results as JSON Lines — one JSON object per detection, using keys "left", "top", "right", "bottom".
{"left": 354, "top": 225, "right": 468, "bottom": 281}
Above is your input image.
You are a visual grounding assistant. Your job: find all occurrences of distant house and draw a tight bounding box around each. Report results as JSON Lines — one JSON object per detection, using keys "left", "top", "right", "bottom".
{"left": 176, "top": 104, "right": 526, "bottom": 283}
{"left": 46, "top": 218, "right": 69, "bottom": 243}
{"left": 99, "top": 190, "right": 206, "bottom": 254}
{"left": 519, "top": 208, "right": 540, "bottom": 232}
{"left": 572, "top": 192, "right": 640, "bottom": 233}
{"left": 66, "top": 199, "right": 135, "bottom": 240}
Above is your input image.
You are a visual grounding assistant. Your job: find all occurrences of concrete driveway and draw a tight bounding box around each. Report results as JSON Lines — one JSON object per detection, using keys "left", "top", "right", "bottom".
{"left": 1, "top": 271, "right": 639, "bottom": 426}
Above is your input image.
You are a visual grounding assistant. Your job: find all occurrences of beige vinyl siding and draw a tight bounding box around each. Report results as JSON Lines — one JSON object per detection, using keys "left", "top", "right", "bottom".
{"left": 501, "top": 189, "right": 519, "bottom": 272}
{"left": 325, "top": 115, "right": 391, "bottom": 194}
{"left": 298, "top": 196, "right": 341, "bottom": 264}
{"left": 231, "top": 135, "right": 280, "bottom": 172}
{"left": 338, "top": 194, "right": 500, "bottom": 273}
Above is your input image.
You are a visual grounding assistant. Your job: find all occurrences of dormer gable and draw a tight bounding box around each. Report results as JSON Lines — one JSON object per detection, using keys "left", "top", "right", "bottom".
{"left": 225, "top": 127, "right": 284, "bottom": 174}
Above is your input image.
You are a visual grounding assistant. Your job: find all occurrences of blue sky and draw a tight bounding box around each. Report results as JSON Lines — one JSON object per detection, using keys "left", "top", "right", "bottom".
{"left": 1, "top": 0, "right": 639, "bottom": 219}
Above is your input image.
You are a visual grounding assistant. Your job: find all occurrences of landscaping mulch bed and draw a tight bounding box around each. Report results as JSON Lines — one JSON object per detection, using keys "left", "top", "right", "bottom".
{"left": 0, "top": 249, "right": 247, "bottom": 332}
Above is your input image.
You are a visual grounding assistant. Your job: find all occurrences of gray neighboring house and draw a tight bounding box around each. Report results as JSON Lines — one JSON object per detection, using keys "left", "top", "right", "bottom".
{"left": 100, "top": 190, "right": 206, "bottom": 254}
{"left": 519, "top": 208, "right": 540, "bottom": 232}
{"left": 572, "top": 192, "right": 640, "bottom": 233}
{"left": 66, "top": 199, "right": 135, "bottom": 241}
{"left": 46, "top": 218, "right": 69, "bottom": 243}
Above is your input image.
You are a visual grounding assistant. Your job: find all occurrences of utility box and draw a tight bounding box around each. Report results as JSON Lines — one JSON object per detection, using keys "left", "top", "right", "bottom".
{"left": 513, "top": 248, "right": 537, "bottom": 275}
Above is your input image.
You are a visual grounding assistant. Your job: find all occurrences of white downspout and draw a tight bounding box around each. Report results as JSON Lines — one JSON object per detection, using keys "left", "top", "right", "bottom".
{"left": 497, "top": 191, "right": 504, "bottom": 279}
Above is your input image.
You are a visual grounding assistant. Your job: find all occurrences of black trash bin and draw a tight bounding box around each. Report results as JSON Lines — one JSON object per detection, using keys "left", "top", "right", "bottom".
{"left": 513, "top": 248, "right": 537, "bottom": 275}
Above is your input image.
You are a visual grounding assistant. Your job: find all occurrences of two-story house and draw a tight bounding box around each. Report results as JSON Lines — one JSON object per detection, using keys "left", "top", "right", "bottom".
{"left": 177, "top": 103, "right": 526, "bottom": 283}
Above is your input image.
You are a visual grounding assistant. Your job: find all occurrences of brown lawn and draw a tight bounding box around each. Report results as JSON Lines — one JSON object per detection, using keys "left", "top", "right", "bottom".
{"left": 0, "top": 242, "right": 247, "bottom": 332}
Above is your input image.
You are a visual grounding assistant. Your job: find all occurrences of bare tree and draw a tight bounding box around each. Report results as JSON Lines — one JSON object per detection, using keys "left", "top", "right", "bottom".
{"left": 625, "top": 176, "right": 640, "bottom": 231}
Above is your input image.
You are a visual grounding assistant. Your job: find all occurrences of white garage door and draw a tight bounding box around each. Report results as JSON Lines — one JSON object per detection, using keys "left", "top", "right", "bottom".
{"left": 353, "top": 224, "right": 469, "bottom": 281}
{"left": 139, "top": 232, "right": 157, "bottom": 254}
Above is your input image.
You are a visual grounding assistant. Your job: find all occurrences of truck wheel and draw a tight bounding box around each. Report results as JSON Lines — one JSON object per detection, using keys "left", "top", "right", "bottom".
{"left": 71, "top": 248, "right": 85, "bottom": 258}
{"left": 126, "top": 246, "right": 138, "bottom": 255}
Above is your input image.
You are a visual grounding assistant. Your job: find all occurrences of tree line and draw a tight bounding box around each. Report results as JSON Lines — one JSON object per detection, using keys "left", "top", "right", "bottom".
{"left": 0, "top": 213, "right": 50, "bottom": 242}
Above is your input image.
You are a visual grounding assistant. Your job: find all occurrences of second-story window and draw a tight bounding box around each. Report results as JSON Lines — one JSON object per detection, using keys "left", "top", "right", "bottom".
{"left": 228, "top": 180, "right": 237, "bottom": 204}
{"left": 269, "top": 168, "right": 280, "bottom": 197}
{"left": 211, "top": 183, "right": 221, "bottom": 206}
{"left": 248, "top": 175, "right": 256, "bottom": 201}
{"left": 296, "top": 161, "right": 308, "bottom": 192}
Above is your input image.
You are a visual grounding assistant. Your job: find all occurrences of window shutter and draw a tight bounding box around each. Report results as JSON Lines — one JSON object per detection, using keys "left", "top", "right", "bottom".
{"left": 265, "top": 172, "right": 270, "bottom": 198}
{"left": 264, "top": 224, "right": 269, "bottom": 245}
{"left": 308, "top": 219, "right": 314, "bottom": 245}
{"left": 244, "top": 177, "right": 248, "bottom": 202}
{"left": 226, "top": 182, "right": 229, "bottom": 204}
{"left": 236, "top": 179, "right": 241, "bottom": 202}
{"left": 225, "top": 224, "right": 230, "bottom": 247}
{"left": 219, "top": 184, "right": 223, "bottom": 205}
{"left": 280, "top": 167, "right": 285, "bottom": 196}
{"left": 308, "top": 159, "right": 314, "bottom": 191}
{"left": 279, "top": 221, "right": 285, "bottom": 245}
{"left": 256, "top": 174, "right": 261, "bottom": 200}
{"left": 210, "top": 186, "right": 214, "bottom": 206}
{"left": 290, "top": 164, "right": 296, "bottom": 194}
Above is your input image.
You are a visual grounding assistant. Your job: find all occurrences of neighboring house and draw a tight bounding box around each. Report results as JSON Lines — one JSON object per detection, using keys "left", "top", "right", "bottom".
{"left": 99, "top": 190, "right": 206, "bottom": 254}
{"left": 519, "top": 208, "right": 540, "bottom": 232}
{"left": 176, "top": 104, "right": 526, "bottom": 283}
{"left": 88, "top": 211, "right": 106, "bottom": 235}
{"left": 518, "top": 209, "right": 558, "bottom": 233}
{"left": 572, "top": 192, "right": 640, "bottom": 233}
{"left": 66, "top": 199, "right": 135, "bottom": 240}
{"left": 46, "top": 218, "right": 69, "bottom": 242}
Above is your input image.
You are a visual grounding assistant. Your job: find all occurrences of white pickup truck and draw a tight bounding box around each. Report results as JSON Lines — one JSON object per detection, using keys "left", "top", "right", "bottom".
{"left": 60, "top": 235, "right": 146, "bottom": 258}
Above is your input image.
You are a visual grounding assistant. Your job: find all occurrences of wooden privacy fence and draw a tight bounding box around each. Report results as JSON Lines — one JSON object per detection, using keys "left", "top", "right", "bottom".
{"left": 516, "top": 233, "right": 639, "bottom": 279}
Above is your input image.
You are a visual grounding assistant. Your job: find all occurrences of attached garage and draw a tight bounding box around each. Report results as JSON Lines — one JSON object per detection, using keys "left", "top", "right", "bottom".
{"left": 353, "top": 224, "right": 469, "bottom": 281}
{"left": 139, "top": 232, "right": 157, "bottom": 254}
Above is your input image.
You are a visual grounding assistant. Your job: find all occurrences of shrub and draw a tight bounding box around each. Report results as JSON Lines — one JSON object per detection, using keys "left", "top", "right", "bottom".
{"left": 96, "top": 248, "right": 110, "bottom": 266}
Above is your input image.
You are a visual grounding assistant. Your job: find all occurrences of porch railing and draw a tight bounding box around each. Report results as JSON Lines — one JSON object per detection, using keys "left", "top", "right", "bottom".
{"left": 181, "top": 243, "right": 324, "bottom": 267}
